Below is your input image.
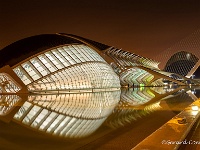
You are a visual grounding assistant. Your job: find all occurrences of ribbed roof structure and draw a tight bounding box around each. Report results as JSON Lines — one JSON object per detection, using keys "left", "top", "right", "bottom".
{"left": 0, "top": 33, "right": 121, "bottom": 94}
{"left": 0, "top": 34, "right": 81, "bottom": 68}
{"left": 0, "top": 33, "right": 111, "bottom": 68}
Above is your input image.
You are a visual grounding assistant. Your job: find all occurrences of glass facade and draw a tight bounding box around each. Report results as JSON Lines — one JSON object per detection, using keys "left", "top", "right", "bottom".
{"left": 0, "top": 95, "right": 21, "bottom": 116}
{"left": 1, "top": 33, "right": 196, "bottom": 93}
{"left": 13, "top": 44, "right": 120, "bottom": 92}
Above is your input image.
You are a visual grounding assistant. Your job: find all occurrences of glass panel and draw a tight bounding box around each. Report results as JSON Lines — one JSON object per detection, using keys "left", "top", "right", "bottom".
{"left": 14, "top": 102, "right": 33, "bottom": 120}
{"left": 62, "top": 46, "right": 76, "bottom": 65}
{"left": 31, "top": 109, "right": 49, "bottom": 128}
{"left": 30, "top": 58, "right": 49, "bottom": 76}
{"left": 22, "top": 105, "right": 41, "bottom": 125}
{"left": 13, "top": 66, "right": 32, "bottom": 85}
{"left": 51, "top": 49, "right": 69, "bottom": 67}
{"left": 38, "top": 54, "right": 57, "bottom": 72}
{"left": 22, "top": 62, "right": 40, "bottom": 81}
{"left": 47, "top": 114, "right": 64, "bottom": 132}
{"left": 77, "top": 45, "right": 95, "bottom": 61}
{"left": 39, "top": 112, "right": 57, "bottom": 130}
{"left": 45, "top": 51, "right": 64, "bottom": 69}
{"left": 53, "top": 116, "right": 71, "bottom": 134}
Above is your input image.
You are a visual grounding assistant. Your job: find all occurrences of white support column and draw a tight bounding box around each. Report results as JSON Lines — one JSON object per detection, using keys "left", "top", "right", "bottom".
{"left": 186, "top": 59, "right": 200, "bottom": 78}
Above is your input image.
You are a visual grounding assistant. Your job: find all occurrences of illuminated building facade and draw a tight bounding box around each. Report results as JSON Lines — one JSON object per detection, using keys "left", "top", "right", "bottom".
{"left": 0, "top": 34, "right": 120, "bottom": 93}
{"left": 104, "top": 47, "right": 191, "bottom": 86}
{"left": 0, "top": 33, "right": 198, "bottom": 94}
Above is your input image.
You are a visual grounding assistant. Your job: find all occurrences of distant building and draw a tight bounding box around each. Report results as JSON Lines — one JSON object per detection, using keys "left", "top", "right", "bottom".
{"left": 164, "top": 51, "right": 200, "bottom": 79}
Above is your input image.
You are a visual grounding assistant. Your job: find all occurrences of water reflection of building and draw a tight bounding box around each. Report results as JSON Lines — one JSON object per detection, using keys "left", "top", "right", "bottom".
{"left": 11, "top": 91, "right": 120, "bottom": 138}
{"left": 0, "top": 95, "right": 22, "bottom": 116}
{"left": 0, "top": 87, "right": 197, "bottom": 140}
{"left": 105, "top": 87, "right": 192, "bottom": 129}
{"left": 120, "top": 88, "right": 155, "bottom": 106}
{"left": 105, "top": 88, "right": 162, "bottom": 129}
{"left": 159, "top": 89, "right": 195, "bottom": 113}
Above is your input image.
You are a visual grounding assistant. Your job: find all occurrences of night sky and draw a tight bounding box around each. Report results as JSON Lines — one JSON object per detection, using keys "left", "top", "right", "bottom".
{"left": 1, "top": 0, "right": 200, "bottom": 67}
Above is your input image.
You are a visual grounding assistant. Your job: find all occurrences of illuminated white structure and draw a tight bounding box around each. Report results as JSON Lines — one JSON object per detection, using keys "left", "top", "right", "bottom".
{"left": 13, "top": 44, "right": 119, "bottom": 92}
{"left": 104, "top": 47, "right": 187, "bottom": 86}
{"left": 120, "top": 67, "right": 154, "bottom": 86}
{"left": 0, "top": 34, "right": 120, "bottom": 93}
{"left": 0, "top": 33, "right": 196, "bottom": 93}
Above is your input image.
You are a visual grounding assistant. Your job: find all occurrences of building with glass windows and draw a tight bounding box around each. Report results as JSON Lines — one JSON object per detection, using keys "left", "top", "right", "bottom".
{"left": 104, "top": 47, "right": 192, "bottom": 86}
{"left": 0, "top": 34, "right": 120, "bottom": 94}
{"left": 0, "top": 33, "right": 198, "bottom": 94}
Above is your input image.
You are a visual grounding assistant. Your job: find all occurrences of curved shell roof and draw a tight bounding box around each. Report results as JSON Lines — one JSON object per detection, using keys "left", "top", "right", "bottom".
{"left": 0, "top": 33, "right": 110, "bottom": 68}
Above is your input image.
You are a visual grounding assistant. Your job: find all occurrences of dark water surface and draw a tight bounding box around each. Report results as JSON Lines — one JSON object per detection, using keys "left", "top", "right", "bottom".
{"left": 0, "top": 86, "right": 198, "bottom": 150}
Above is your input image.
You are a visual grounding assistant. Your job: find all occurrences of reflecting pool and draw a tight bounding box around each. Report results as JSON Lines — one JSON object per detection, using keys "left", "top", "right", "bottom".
{"left": 0, "top": 86, "right": 198, "bottom": 150}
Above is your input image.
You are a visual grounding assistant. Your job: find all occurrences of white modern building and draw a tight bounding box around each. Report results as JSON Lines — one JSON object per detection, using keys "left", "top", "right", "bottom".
{"left": 0, "top": 34, "right": 120, "bottom": 94}
{"left": 0, "top": 33, "right": 197, "bottom": 94}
